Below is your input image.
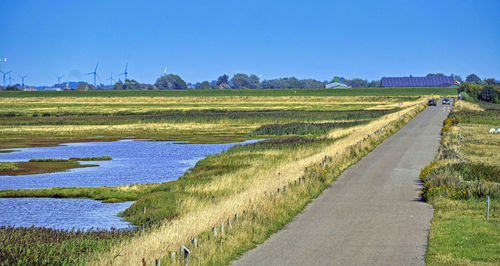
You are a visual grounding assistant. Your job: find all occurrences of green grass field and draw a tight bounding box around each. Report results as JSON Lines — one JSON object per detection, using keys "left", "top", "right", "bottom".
{"left": 421, "top": 100, "right": 500, "bottom": 265}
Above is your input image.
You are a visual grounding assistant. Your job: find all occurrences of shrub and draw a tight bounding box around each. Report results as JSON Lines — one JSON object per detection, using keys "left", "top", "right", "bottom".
{"left": 479, "top": 85, "right": 499, "bottom": 103}
{"left": 441, "top": 117, "right": 459, "bottom": 134}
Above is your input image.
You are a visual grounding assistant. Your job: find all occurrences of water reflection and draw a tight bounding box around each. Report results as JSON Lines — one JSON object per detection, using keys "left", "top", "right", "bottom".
{"left": 0, "top": 139, "right": 258, "bottom": 190}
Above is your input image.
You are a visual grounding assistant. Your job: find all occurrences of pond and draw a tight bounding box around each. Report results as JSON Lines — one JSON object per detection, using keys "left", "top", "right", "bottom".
{"left": 0, "top": 139, "right": 257, "bottom": 190}
{"left": 0, "top": 198, "right": 134, "bottom": 230}
{"left": 0, "top": 139, "right": 258, "bottom": 230}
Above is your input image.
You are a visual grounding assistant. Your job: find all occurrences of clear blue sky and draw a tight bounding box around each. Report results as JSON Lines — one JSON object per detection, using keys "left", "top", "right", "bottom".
{"left": 1, "top": 0, "right": 499, "bottom": 86}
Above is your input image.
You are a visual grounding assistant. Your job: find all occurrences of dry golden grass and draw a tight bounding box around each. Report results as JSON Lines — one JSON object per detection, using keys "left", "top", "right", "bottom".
{"left": 0, "top": 96, "right": 403, "bottom": 114}
{"left": 89, "top": 97, "right": 427, "bottom": 266}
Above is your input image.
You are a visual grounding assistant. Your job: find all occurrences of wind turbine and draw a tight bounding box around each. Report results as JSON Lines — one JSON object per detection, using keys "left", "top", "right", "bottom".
{"left": 20, "top": 75, "right": 27, "bottom": 89}
{"left": 155, "top": 66, "right": 168, "bottom": 80}
{"left": 0, "top": 71, "right": 11, "bottom": 88}
{"left": 118, "top": 63, "right": 128, "bottom": 81}
{"left": 57, "top": 75, "right": 64, "bottom": 85}
{"left": 107, "top": 73, "right": 115, "bottom": 86}
{"left": 87, "top": 64, "right": 99, "bottom": 87}
{"left": 7, "top": 72, "right": 14, "bottom": 86}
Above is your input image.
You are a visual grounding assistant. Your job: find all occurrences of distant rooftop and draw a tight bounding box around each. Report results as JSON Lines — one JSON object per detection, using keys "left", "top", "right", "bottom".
{"left": 380, "top": 76, "right": 454, "bottom": 87}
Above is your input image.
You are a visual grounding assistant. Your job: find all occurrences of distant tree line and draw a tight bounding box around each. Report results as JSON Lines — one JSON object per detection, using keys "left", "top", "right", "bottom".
{"left": 146, "top": 73, "right": 387, "bottom": 90}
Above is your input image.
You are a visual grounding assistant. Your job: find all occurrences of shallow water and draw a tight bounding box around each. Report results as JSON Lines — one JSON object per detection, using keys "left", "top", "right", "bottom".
{"left": 0, "top": 139, "right": 257, "bottom": 229}
{"left": 0, "top": 198, "right": 134, "bottom": 230}
{"left": 0, "top": 139, "right": 257, "bottom": 190}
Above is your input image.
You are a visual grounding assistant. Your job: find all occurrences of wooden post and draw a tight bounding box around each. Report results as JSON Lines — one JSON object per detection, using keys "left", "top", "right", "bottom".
{"left": 143, "top": 207, "right": 146, "bottom": 214}
{"left": 213, "top": 226, "right": 217, "bottom": 237}
{"left": 234, "top": 213, "right": 238, "bottom": 221}
{"left": 155, "top": 259, "right": 161, "bottom": 266}
{"left": 284, "top": 185, "right": 287, "bottom": 192}
{"left": 192, "top": 237, "right": 198, "bottom": 248}
{"left": 221, "top": 221, "right": 225, "bottom": 235}
{"left": 228, "top": 218, "right": 232, "bottom": 228}
{"left": 211, "top": 196, "right": 215, "bottom": 205}
{"left": 487, "top": 196, "right": 490, "bottom": 221}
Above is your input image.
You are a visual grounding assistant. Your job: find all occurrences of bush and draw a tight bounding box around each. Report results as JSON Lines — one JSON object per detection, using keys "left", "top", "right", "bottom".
{"left": 441, "top": 117, "right": 459, "bottom": 134}
{"left": 479, "top": 85, "right": 499, "bottom": 103}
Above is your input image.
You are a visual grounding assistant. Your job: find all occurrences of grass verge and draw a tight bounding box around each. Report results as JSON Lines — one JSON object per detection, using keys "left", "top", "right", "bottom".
{"left": 421, "top": 100, "right": 500, "bottom": 265}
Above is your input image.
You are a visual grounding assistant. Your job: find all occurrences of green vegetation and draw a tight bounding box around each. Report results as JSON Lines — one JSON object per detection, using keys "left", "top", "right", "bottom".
{"left": 0, "top": 226, "right": 135, "bottom": 266}
{"left": 68, "top": 156, "right": 112, "bottom": 161}
{"left": 0, "top": 183, "right": 158, "bottom": 203}
{"left": 459, "top": 83, "right": 500, "bottom": 103}
{"left": 0, "top": 87, "right": 457, "bottom": 98}
{"left": 0, "top": 161, "right": 97, "bottom": 176}
{"left": 251, "top": 121, "right": 366, "bottom": 136}
{"left": 426, "top": 199, "right": 499, "bottom": 265}
{"left": 421, "top": 100, "right": 500, "bottom": 265}
{"left": 0, "top": 92, "right": 429, "bottom": 265}
{"left": 0, "top": 157, "right": 111, "bottom": 176}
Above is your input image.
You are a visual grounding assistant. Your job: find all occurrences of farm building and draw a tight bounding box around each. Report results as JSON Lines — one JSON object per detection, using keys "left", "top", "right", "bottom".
{"left": 326, "top": 82, "right": 349, "bottom": 89}
{"left": 76, "top": 84, "right": 96, "bottom": 91}
{"left": 380, "top": 76, "right": 455, "bottom": 87}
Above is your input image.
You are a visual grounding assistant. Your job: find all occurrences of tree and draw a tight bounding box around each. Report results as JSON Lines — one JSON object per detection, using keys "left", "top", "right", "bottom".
{"left": 368, "top": 80, "right": 381, "bottom": 87}
{"left": 345, "top": 78, "right": 368, "bottom": 88}
{"left": 479, "top": 85, "right": 499, "bottom": 103}
{"left": 248, "top": 74, "right": 260, "bottom": 89}
{"left": 216, "top": 74, "right": 229, "bottom": 86}
{"left": 155, "top": 74, "right": 187, "bottom": 90}
{"left": 114, "top": 80, "right": 124, "bottom": 90}
{"left": 426, "top": 73, "right": 446, "bottom": 77}
{"left": 466, "top": 74, "right": 481, "bottom": 83}
{"left": 114, "top": 79, "right": 140, "bottom": 90}
{"left": 231, "top": 73, "right": 251, "bottom": 89}
{"left": 332, "top": 76, "right": 340, "bottom": 83}
{"left": 301, "top": 79, "right": 325, "bottom": 88}
{"left": 484, "top": 78, "right": 497, "bottom": 85}
{"left": 199, "top": 81, "right": 211, "bottom": 90}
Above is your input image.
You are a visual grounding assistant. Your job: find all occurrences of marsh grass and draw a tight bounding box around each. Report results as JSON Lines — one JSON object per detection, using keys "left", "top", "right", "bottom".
{"left": 0, "top": 93, "right": 428, "bottom": 265}
{"left": 89, "top": 98, "right": 427, "bottom": 265}
{"left": 0, "top": 183, "right": 159, "bottom": 203}
{"left": 0, "top": 226, "right": 136, "bottom": 266}
{"left": 0, "top": 161, "right": 97, "bottom": 176}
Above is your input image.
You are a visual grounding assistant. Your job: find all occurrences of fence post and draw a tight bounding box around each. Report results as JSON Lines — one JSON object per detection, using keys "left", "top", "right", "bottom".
{"left": 221, "top": 221, "right": 225, "bottom": 235}
{"left": 213, "top": 226, "right": 217, "bottom": 237}
{"left": 155, "top": 259, "right": 161, "bottom": 266}
{"left": 192, "top": 237, "right": 198, "bottom": 248}
{"left": 487, "top": 196, "right": 490, "bottom": 221}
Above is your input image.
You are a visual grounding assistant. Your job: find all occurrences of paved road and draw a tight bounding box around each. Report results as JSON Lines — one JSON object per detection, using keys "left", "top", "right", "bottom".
{"left": 234, "top": 101, "right": 451, "bottom": 266}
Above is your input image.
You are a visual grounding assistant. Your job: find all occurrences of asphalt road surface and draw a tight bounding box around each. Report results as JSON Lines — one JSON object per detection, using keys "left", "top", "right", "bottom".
{"left": 234, "top": 100, "right": 452, "bottom": 266}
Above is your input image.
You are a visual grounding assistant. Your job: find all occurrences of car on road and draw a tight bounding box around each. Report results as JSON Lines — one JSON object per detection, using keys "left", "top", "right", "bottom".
{"left": 442, "top": 98, "right": 451, "bottom": 105}
{"left": 428, "top": 99, "right": 437, "bottom": 106}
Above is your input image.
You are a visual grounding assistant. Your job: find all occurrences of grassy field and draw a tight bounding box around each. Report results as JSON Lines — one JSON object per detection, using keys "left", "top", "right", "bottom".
{"left": 420, "top": 100, "right": 500, "bottom": 265}
{"left": 0, "top": 87, "right": 457, "bottom": 98}
{"left": 0, "top": 88, "right": 438, "bottom": 265}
